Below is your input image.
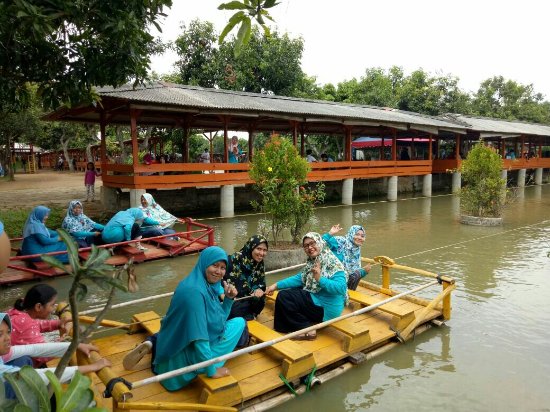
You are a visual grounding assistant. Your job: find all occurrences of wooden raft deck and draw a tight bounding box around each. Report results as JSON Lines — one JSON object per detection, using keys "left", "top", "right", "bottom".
{"left": 1, "top": 219, "right": 214, "bottom": 286}
{"left": 85, "top": 281, "right": 447, "bottom": 411}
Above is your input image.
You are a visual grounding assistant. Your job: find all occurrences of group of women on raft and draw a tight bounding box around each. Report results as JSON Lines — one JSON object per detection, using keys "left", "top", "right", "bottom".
{"left": 121, "top": 223, "right": 371, "bottom": 391}
{"left": 19, "top": 193, "right": 182, "bottom": 262}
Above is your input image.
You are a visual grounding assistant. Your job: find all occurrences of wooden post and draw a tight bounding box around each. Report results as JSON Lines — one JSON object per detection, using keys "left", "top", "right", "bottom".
{"left": 100, "top": 111, "right": 107, "bottom": 173}
{"left": 130, "top": 109, "right": 139, "bottom": 169}
{"left": 382, "top": 265, "right": 391, "bottom": 290}
{"left": 391, "top": 129, "right": 397, "bottom": 161}
{"left": 248, "top": 123, "right": 255, "bottom": 162}
{"left": 455, "top": 133, "right": 460, "bottom": 159}
{"left": 292, "top": 121, "right": 298, "bottom": 147}
{"left": 300, "top": 123, "right": 305, "bottom": 156}
{"left": 182, "top": 120, "right": 189, "bottom": 164}
{"left": 442, "top": 281, "right": 452, "bottom": 320}
{"left": 223, "top": 117, "right": 229, "bottom": 163}
{"left": 428, "top": 134, "right": 433, "bottom": 160}
{"left": 344, "top": 126, "right": 352, "bottom": 161}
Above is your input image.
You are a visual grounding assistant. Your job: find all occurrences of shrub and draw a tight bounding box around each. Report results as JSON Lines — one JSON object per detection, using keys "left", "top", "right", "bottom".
{"left": 459, "top": 141, "right": 506, "bottom": 218}
{"left": 0, "top": 205, "right": 65, "bottom": 238}
{"left": 249, "top": 135, "right": 325, "bottom": 245}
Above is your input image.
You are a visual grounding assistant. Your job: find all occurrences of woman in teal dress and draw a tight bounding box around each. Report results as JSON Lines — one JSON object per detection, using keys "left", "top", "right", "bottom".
{"left": 153, "top": 246, "right": 245, "bottom": 390}
{"left": 21, "top": 206, "right": 68, "bottom": 263}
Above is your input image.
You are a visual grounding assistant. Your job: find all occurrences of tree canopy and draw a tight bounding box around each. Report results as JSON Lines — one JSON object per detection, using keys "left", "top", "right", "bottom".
{"left": 0, "top": 0, "right": 172, "bottom": 111}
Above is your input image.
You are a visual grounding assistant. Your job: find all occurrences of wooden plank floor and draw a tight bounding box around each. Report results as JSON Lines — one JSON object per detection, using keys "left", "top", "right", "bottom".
{"left": 87, "top": 284, "right": 444, "bottom": 410}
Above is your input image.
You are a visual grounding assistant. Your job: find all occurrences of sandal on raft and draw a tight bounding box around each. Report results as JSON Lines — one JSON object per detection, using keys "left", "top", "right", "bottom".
{"left": 292, "top": 331, "right": 317, "bottom": 341}
{"left": 123, "top": 340, "right": 153, "bottom": 370}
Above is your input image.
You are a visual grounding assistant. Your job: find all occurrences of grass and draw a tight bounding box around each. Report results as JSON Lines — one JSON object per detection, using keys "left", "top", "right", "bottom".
{"left": 0, "top": 205, "right": 66, "bottom": 238}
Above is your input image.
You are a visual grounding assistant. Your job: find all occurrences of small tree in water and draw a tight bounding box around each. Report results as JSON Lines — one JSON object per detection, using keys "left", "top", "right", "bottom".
{"left": 249, "top": 135, "right": 325, "bottom": 245}
{"left": 459, "top": 141, "right": 507, "bottom": 218}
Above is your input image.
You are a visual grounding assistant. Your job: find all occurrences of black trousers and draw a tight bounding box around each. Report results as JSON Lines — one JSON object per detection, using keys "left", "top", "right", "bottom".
{"left": 274, "top": 289, "right": 324, "bottom": 333}
{"left": 227, "top": 297, "right": 265, "bottom": 321}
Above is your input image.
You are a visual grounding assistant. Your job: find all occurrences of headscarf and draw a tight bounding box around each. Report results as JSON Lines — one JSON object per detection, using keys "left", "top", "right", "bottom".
{"left": 0, "top": 312, "right": 11, "bottom": 331}
{"left": 225, "top": 235, "right": 268, "bottom": 297}
{"left": 334, "top": 225, "right": 365, "bottom": 273}
{"left": 301, "top": 232, "right": 346, "bottom": 293}
{"left": 62, "top": 200, "right": 96, "bottom": 233}
{"left": 23, "top": 206, "right": 51, "bottom": 238}
{"left": 107, "top": 208, "right": 144, "bottom": 228}
{"left": 139, "top": 193, "right": 177, "bottom": 229}
{"left": 154, "top": 246, "right": 228, "bottom": 364}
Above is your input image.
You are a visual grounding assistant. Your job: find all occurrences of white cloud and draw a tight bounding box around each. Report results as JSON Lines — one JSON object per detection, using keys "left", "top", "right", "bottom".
{"left": 150, "top": 0, "right": 550, "bottom": 99}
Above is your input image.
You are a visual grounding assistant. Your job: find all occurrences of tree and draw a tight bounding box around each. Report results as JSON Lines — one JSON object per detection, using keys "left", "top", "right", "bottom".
{"left": 172, "top": 23, "right": 305, "bottom": 96}
{"left": 471, "top": 76, "right": 550, "bottom": 123}
{"left": 459, "top": 141, "right": 506, "bottom": 218}
{"left": 0, "top": 0, "right": 172, "bottom": 111}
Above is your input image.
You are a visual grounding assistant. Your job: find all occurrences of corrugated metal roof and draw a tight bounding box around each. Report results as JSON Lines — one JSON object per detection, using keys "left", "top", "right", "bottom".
{"left": 96, "top": 82, "right": 465, "bottom": 131}
{"left": 442, "top": 114, "right": 550, "bottom": 137}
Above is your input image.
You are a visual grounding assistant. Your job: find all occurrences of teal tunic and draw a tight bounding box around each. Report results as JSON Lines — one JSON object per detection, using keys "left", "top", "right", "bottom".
{"left": 154, "top": 246, "right": 245, "bottom": 391}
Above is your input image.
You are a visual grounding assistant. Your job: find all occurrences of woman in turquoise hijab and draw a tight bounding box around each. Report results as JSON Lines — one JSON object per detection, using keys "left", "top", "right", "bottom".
{"left": 21, "top": 206, "right": 68, "bottom": 263}
{"left": 153, "top": 246, "right": 245, "bottom": 390}
{"left": 101, "top": 208, "right": 158, "bottom": 249}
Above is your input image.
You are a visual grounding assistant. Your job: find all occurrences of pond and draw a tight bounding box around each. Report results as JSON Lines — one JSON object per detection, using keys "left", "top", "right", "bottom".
{"left": 1, "top": 184, "right": 549, "bottom": 411}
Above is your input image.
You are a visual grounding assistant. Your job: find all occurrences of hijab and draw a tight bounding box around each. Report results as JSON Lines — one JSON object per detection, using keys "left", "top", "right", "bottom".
{"left": 0, "top": 312, "right": 11, "bottom": 331}
{"left": 62, "top": 200, "right": 95, "bottom": 233}
{"left": 301, "top": 232, "right": 346, "bottom": 294}
{"left": 139, "top": 193, "right": 177, "bottom": 229}
{"left": 225, "top": 235, "right": 268, "bottom": 297}
{"left": 154, "top": 246, "right": 228, "bottom": 364}
{"left": 334, "top": 225, "right": 364, "bottom": 273}
{"left": 23, "top": 206, "right": 51, "bottom": 238}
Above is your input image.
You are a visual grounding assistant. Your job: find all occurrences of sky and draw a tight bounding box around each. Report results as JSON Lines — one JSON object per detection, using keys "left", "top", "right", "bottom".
{"left": 149, "top": 0, "right": 550, "bottom": 99}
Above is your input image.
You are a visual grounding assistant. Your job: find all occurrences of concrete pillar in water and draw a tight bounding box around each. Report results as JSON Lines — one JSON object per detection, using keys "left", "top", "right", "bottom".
{"left": 422, "top": 174, "right": 432, "bottom": 197}
{"left": 500, "top": 169, "right": 507, "bottom": 184}
{"left": 220, "top": 185, "right": 235, "bottom": 217}
{"left": 451, "top": 172, "right": 461, "bottom": 194}
{"left": 342, "top": 178, "right": 354, "bottom": 205}
{"left": 340, "top": 205, "right": 353, "bottom": 229}
{"left": 387, "top": 176, "right": 398, "bottom": 201}
{"left": 129, "top": 189, "right": 146, "bottom": 208}
{"left": 534, "top": 168, "right": 543, "bottom": 185}
{"left": 517, "top": 169, "right": 526, "bottom": 187}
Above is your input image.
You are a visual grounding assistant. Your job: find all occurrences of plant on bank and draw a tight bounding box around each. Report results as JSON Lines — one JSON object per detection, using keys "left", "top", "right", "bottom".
{"left": 249, "top": 135, "right": 325, "bottom": 245}
{"left": 458, "top": 140, "right": 507, "bottom": 218}
{"left": 0, "top": 229, "right": 134, "bottom": 411}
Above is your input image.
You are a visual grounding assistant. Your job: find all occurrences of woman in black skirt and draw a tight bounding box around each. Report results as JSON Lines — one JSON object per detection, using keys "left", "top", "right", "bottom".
{"left": 265, "top": 232, "right": 347, "bottom": 340}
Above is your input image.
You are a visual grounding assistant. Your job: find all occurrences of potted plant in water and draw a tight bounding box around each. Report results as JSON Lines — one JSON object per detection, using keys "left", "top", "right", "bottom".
{"left": 458, "top": 140, "right": 507, "bottom": 226}
{"left": 249, "top": 135, "right": 325, "bottom": 269}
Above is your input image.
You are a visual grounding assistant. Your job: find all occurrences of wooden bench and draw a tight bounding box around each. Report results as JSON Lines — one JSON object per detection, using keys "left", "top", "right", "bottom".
{"left": 129, "top": 311, "right": 243, "bottom": 405}
{"left": 247, "top": 320, "right": 316, "bottom": 380}
{"left": 152, "top": 237, "right": 185, "bottom": 255}
{"left": 348, "top": 290, "right": 415, "bottom": 330}
{"left": 118, "top": 245, "right": 146, "bottom": 263}
{"left": 330, "top": 318, "right": 372, "bottom": 353}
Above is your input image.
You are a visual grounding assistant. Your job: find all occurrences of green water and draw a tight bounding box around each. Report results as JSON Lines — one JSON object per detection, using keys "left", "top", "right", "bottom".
{"left": 2, "top": 185, "right": 549, "bottom": 411}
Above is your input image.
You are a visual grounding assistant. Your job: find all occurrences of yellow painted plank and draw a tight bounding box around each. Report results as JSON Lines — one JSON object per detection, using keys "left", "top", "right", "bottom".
{"left": 348, "top": 290, "right": 414, "bottom": 318}
{"left": 132, "top": 311, "right": 161, "bottom": 335}
{"left": 247, "top": 320, "right": 312, "bottom": 362}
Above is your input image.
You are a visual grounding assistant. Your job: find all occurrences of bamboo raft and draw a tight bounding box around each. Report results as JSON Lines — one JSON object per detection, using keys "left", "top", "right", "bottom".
{"left": 1, "top": 218, "right": 215, "bottom": 286}
{"left": 70, "top": 255, "right": 455, "bottom": 411}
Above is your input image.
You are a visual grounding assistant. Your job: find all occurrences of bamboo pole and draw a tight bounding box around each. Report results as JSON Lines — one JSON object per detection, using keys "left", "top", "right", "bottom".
{"left": 131, "top": 280, "right": 439, "bottom": 389}
{"left": 114, "top": 401, "right": 237, "bottom": 411}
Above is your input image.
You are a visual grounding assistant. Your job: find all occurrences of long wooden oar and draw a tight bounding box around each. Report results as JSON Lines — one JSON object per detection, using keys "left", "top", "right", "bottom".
{"left": 131, "top": 279, "right": 439, "bottom": 389}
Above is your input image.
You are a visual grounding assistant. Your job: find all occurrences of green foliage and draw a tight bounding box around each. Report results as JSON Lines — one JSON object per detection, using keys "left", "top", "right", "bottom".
{"left": 1, "top": 366, "right": 104, "bottom": 412}
{"left": 0, "top": 206, "right": 65, "bottom": 238}
{"left": 172, "top": 21, "right": 304, "bottom": 96}
{"left": 218, "top": 0, "right": 279, "bottom": 56}
{"left": 0, "top": 0, "right": 172, "bottom": 111}
{"left": 249, "top": 135, "right": 325, "bottom": 244}
{"left": 459, "top": 141, "right": 506, "bottom": 218}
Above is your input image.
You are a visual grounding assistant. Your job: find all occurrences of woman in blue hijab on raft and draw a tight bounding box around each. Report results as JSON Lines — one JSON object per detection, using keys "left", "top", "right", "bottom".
{"left": 20, "top": 206, "right": 68, "bottom": 263}
{"left": 122, "top": 246, "right": 245, "bottom": 390}
{"left": 101, "top": 208, "right": 157, "bottom": 250}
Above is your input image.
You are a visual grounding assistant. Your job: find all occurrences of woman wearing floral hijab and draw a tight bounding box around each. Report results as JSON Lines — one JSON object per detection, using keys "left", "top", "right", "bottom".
{"left": 138, "top": 193, "right": 182, "bottom": 238}
{"left": 21, "top": 206, "right": 68, "bottom": 263}
{"left": 62, "top": 200, "right": 104, "bottom": 247}
{"left": 322, "top": 224, "right": 371, "bottom": 290}
{"left": 266, "top": 232, "right": 347, "bottom": 340}
{"left": 224, "top": 235, "right": 269, "bottom": 320}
